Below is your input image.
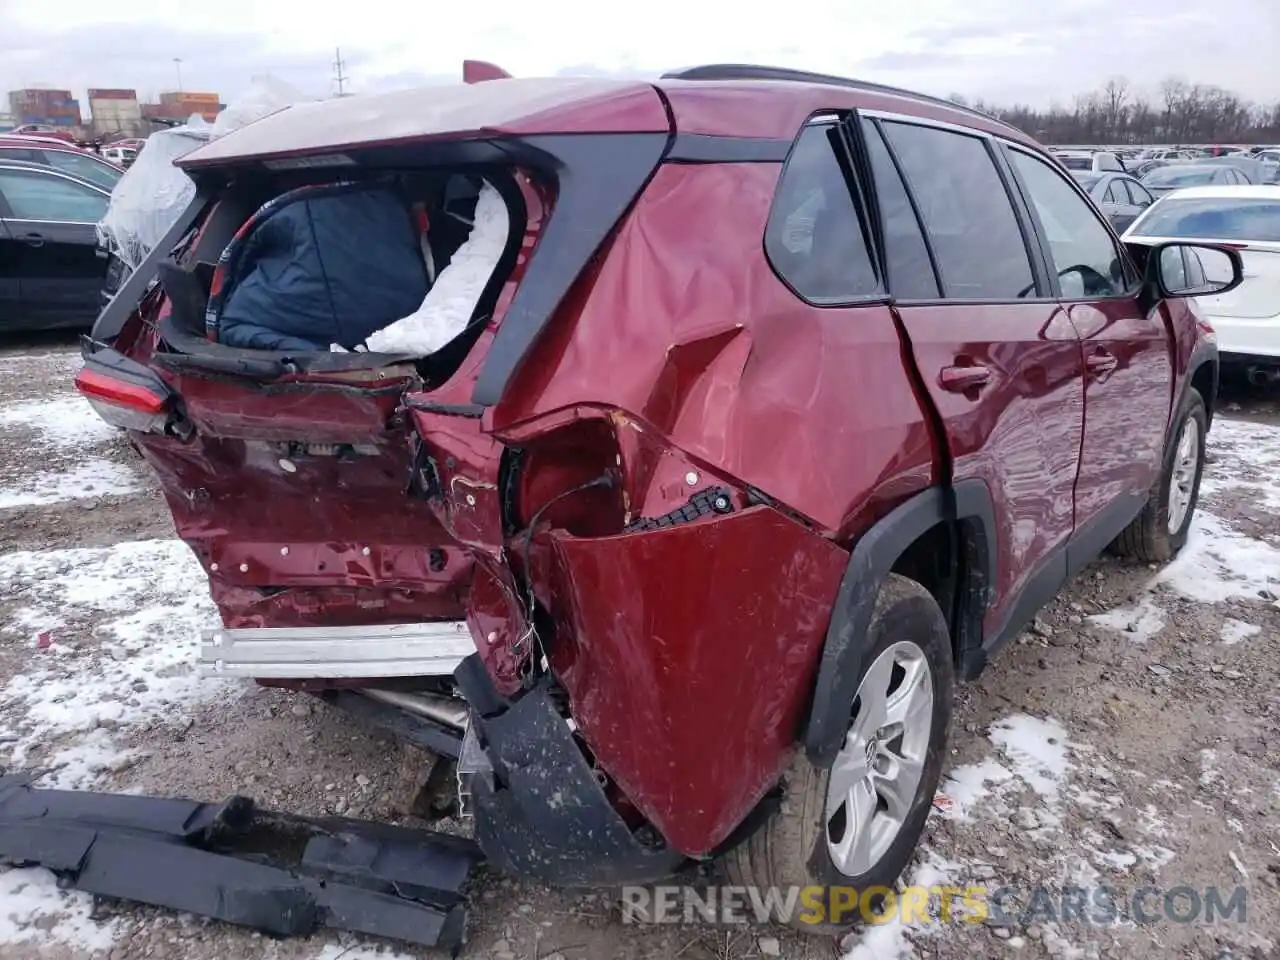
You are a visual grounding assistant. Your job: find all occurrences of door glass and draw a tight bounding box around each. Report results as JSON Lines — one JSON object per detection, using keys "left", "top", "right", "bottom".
{"left": 1103, "top": 183, "right": 1120, "bottom": 204}
{"left": 0, "top": 147, "right": 41, "bottom": 164}
{"left": 860, "top": 120, "right": 939, "bottom": 299}
{"left": 0, "top": 169, "right": 108, "bottom": 222}
{"left": 1129, "top": 181, "right": 1154, "bottom": 207}
{"left": 765, "top": 122, "right": 879, "bottom": 302}
{"left": 40, "top": 150, "right": 122, "bottom": 189}
{"left": 881, "top": 121, "right": 1035, "bottom": 299}
{"left": 1009, "top": 150, "right": 1129, "bottom": 299}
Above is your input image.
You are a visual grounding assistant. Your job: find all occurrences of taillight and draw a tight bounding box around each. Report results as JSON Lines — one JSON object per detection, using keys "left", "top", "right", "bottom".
{"left": 74, "top": 367, "right": 171, "bottom": 434}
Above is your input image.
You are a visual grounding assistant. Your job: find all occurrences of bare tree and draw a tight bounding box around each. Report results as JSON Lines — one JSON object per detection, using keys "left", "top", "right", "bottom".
{"left": 1102, "top": 77, "right": 1131, "bottom": 140}
{"left": 959, "top": 75, "right": 1279, "bottom": 145}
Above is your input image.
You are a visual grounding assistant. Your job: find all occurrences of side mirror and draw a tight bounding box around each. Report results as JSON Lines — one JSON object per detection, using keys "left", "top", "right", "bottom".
{"left": 1149, "top": 242, "right": 1244, "bottom": 298}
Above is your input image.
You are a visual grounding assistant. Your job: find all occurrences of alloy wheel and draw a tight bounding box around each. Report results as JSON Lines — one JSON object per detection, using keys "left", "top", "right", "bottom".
{"left": 824, "top": 640, "right": 933, "bottom": 877}
{"left": 1167, "top": 416, "right": 1201, "bottom": 534}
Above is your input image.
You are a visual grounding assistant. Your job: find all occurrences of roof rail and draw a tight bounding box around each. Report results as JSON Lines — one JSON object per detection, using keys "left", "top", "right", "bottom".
{"left": 659, "top": 64, "right": 997, "bottom": 125}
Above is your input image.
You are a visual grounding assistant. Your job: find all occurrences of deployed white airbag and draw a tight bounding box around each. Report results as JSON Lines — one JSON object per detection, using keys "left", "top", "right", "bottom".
{"left": 363, "top": 182, "right": 509, "bottom": 356}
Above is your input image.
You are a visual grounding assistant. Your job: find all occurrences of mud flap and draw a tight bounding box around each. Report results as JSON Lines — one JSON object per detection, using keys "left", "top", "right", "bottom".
{"left": 0, "top": 773, "right": 482, "bottom": 951}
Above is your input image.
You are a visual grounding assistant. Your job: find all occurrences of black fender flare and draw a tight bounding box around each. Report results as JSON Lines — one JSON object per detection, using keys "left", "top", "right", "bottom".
{"left": 1178, "top": 340, "right": 1218, "bottom": 441}
{"left": 803, "top": 480, "right": 996, "bottom": 767}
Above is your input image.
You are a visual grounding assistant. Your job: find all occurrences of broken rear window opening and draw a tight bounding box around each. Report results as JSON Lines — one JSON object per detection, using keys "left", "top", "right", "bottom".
{"left": 106, "top": 159, "right": 534, "bottom": 389}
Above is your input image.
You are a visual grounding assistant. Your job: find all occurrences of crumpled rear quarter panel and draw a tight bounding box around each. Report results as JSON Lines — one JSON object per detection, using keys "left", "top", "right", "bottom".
{"left": 545, "top": 507, "right": 847, "bottom": 855}
{"left": 493, "top": 162, "right": 936, "bottom": 537}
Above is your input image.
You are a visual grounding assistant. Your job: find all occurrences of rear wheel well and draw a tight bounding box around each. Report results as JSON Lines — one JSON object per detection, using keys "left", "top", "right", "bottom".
{"left": 888, "top": 514, "right": 988, "bottom": 675}
{"left": 1190, "top": 360, "right": 1217, "bottom": 430}
{"left": 890, "top": 521, "right": 955, "bottom": 645}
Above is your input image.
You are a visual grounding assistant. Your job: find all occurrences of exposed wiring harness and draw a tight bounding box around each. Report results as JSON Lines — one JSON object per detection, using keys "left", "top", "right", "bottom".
{"left": 516, "top": 471, "right": 617, "bottom": 684}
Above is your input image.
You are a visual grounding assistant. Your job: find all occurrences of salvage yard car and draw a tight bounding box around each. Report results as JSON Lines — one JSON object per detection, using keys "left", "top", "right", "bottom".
{"left": 75, "top": 64, "right": 1240, "bottom": 928}
{"left": 0, "top": 159, "right": 111, "bottom": 329}
{"left": 1124, "top": 184, "right": 1280, "bottom": 384}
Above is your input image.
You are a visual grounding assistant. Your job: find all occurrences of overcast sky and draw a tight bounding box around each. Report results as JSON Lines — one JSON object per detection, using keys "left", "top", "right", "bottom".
{"left": 2, "top": 0, "right": 1277, "bottom": 111}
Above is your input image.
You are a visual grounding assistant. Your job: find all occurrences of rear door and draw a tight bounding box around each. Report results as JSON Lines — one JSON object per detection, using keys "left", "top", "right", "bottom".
{"left": 0, "top": 166, "right": 108, "bottom": 326}
{"left": 1003, "top": 146, "right": 1171, "bottom": 551}
{"left": 860, "top": 115, "right": 1085, "bottom": 645}
{"left": 0, "top": 217, "right": 20, "bottom": 326}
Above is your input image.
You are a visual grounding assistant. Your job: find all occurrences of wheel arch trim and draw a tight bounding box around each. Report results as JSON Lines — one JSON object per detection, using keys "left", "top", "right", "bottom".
{"left": 803, "top": 480, "right": 995, "bottom": 767}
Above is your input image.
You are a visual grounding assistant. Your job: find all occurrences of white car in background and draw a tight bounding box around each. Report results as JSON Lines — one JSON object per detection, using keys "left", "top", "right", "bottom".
{"left": 1124, "top": 185, "right": 1280, "bottom": 384}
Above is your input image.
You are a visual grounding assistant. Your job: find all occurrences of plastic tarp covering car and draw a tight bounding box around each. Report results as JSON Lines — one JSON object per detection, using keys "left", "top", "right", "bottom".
{"left": 213, "top": 185, "right": 429, "bottom": 351}
{"left": 96, "top": 76, "right": 308, "bottom": 272}
{"left": 95, "top": 119, "right": 210, "bottom": 271}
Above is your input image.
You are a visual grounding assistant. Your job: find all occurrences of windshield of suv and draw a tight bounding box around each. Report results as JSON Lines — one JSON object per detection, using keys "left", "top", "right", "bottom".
{"left": 1059, "top": 156, "right": 1092, "bottom": 170}
{"left": 1130, "top": 197, "right": 1280, "bottom": 241}
{"left": 1142, "top": 167, "right": 1218, "bottom": 187}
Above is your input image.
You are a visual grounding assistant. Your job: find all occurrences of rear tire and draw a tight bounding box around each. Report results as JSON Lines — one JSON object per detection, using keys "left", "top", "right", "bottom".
{"left": 1112, "top": 387, "right": 1207, "bottom": 563}
{"left": 723, "top": 574, "right": 953, "bottom": 933}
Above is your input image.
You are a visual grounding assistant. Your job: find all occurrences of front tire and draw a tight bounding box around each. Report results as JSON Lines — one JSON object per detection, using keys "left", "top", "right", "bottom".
{"left": 723, "top": 574, "right": 954, "bottom": 933}
{"left": 1112, "top": 387, "right": 1207, "bottom": 562}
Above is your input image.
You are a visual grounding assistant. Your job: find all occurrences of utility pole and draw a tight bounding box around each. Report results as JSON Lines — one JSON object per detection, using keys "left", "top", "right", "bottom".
{"left": 333, "top": 48, "right": 350, "bottom": 97}
{"left": 173, "top": 58, "right": 183, "bottom": 93}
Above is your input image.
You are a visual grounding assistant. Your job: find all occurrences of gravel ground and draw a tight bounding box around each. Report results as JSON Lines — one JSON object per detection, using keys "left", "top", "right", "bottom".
{"left": 0, "top": 337, "right": 1277, "bottom": 960}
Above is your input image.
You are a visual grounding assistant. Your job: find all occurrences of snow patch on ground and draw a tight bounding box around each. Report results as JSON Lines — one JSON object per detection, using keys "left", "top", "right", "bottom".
{"left": 989, "top": 714, "right": 1071, "bottom": 802}
{"left": 1087, "top": 596, "right": 1166, "bottom": 642}
{"left": 0, "top": 396, "right": 117, "bottom": 447}
{"left": 0, "top": 458, "right": 140, "bottom": 508}
{"left": 1200, "top": 416, "right": 1280, "bottom": 512}
{"left": 0, "top": 867, "right": 121, "bottom": 952}
{"left": 1220, "top": 617, "right": 1263, "bottom": 645}
{"left": 840, "top": 852, "right": 955, "bottom": 960}
{"left": 0, "top": 391, "right": 141, "bottom": 508}
{"left": 0, "top": 539, "right": 229, "bottom": 785}
{"left": 312, "top": 942, "right": 421, "bottom": 960}
{"left": 1160, "top": 512, "right": 1280, "bottom": 602}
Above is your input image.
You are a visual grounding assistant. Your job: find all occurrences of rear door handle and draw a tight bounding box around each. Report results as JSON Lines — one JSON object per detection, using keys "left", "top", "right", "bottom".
{"left": 19, "top": 233, "right": 45, "bottom": 248}
{"left": 1086, "top": 351, "right": 1118, "bottom": 375}
{"left": 938, "top": 364, "right": 992, "bottom": 393}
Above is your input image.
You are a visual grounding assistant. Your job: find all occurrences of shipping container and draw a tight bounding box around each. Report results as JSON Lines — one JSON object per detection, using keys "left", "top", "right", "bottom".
{"left": 88, "top": 88, "right": 138, "bottom": 100}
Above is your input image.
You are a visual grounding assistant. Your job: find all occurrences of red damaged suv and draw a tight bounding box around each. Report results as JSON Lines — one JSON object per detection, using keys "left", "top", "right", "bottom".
{"left": 78, "top": 64, "right": 1238, "bottom": 922}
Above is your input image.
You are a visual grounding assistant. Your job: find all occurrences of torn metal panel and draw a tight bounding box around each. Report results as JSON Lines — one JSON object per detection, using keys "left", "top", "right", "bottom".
{"left": 543, "top": 506, "right": 847, "bottom": 857}
{"left": 0, "top": 774, "right": 481, "bottom": 951}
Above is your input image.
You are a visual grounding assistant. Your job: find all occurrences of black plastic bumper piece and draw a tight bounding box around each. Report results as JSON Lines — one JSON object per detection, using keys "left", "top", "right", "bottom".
{"left": 455, "top": 660, "right": 687, "bottom": 887}
{"left": 0, "top": 773, "right": 482, "bottom": 951}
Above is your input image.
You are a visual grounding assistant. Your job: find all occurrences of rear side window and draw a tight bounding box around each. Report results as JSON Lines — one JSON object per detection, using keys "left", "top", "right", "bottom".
{"left": 766, "top": 122, "right": 879, "bottom": 303}
{"left": 861, "top": 120, "right": 939, "bottom": 299}
{"left": 881, "top": 122, "right": 1035, "bottom": 299}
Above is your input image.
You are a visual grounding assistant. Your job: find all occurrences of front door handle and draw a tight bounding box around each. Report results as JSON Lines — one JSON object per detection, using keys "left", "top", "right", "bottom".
{"left": 939, "top": 364, "right": 992, "bottom": 393}
{"left": 19, "top": 233, "right": 45, "bottom": 248}
{"left": 1086, "top": 351, "right": 1118, "bottom": 375}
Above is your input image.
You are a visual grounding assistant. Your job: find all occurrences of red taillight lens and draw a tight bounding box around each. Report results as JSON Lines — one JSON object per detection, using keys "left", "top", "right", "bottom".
{"left": 74, "top": 368, "right": 170, "bottom": 433}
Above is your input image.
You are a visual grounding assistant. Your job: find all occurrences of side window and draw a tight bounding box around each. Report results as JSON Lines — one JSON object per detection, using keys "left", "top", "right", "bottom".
{"left": 0, "top": 148, "right": 41, "bottom": 164}
{"left": 0, "top": 169, "right": 109, "bottom": 222}
{"left": 765, "top": 122, "right": 879, "bottom": 302}
{"left": 1129, "top": 181, "right": 1154, "bottom": 207}
{"left": 1008, "top": 150, "right": 1129, "bottom": 299}
{"left": 860, "top": 120, "right": 940, "bottom": 299}
{"left": 1102, "top": 183, "right": 1120, "bottom": 204}
{"left": 880, "top": 121, "right": 1035, "bottom": 299}
{"left": 41, "top": 150, "right": 120, "bottom": 190}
